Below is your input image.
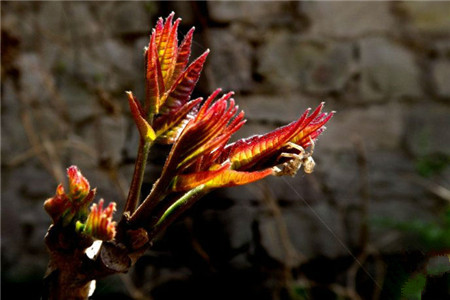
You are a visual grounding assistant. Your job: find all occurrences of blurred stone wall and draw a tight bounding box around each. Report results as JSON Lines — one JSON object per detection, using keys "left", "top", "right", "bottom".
{"left": 2, "top": 1, "right": 449, "bottom": 299}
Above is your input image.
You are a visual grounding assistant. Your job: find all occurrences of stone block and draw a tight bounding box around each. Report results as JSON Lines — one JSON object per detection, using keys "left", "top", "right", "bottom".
{"left": 208, "top": 1, "right": 289, "bottom": 24}
{"left": 106, "top": 2, "right": 151, "bottom": 35}
{"left": 17, "top": 54, "right": 54, "bottom": 104}
{"left": 47, "top": 39, "right": 136, "bottom": 95}
{"left": 194, "top": 203, "right": 256, "bottom": 263}
{"left": 1, "top": 166, "right": 54, "bottom": 282}
{"left": 301, "top": 1, "right": 394, "bottom": 38}
{"left": 88, "top": 39, "right": 136, "bottom": 91}
{"left": 1, "top": 79, "right": 29, "bottom": 162}
{"left": 258, "top": 203, "right": 346, "bottom": 265}
{"left": 302, "top": 43, "right": 354, "bottom": 94}
{"left": 13, "top": 54, "right": 68, "bottom": 144}
{"left": 37, "top": 2, "right": 101, "bottom": 45}
{"left": 59, "top": 76, "right": 97, "bottom": 123}
{"left": 321, "top": 102, "right": 404, "bottom": 152}
{"left": 396, "top": 2, "right": 450, "bottom": 34}
{"left": 16, "top": 165, "right": 58, "bottom": 199}
{"left": 320, "top": 152, "right": 360, "bottom": 207}
{"left": 360, "top": 37, "right": 422, "bottom": 101}
{"left": 404, "top": 103, "right": 450, "bottom": 157}
{"left": 257, "top": 32, "right": 353, "bottom": 94}
{"left": 208, "top": 29, "right": 253, "bottom": 92}
{"left": 236, "top": 94, "right": 324, "bottom": 124}
{"left": 264, "top": 174, "right": 327, "bottom": 205}
{"left": 320, "top": 150, "right": 431, "bottom": 252}
{"left": 98, "top": 115, "right": 127, "bottom": 166}
{"left": 367, "top": 151, "right": 423, "bottom": 202}
{"left": 222, "top": 205, "right": 256, "bottom": 251}
{"left": 432, "top": 59, "right": 450, "bottom": 98}
{"left": 220, "top": 184, "right": 264, "bottom": 205}
{"left": 1, "top": 170, "right": 30, "bottom": 254}
{"left": 369, "top": 198, "right": 438, "bottom": 253}
{"left": 123, "top": 121, "right": 140, "bottom": 160}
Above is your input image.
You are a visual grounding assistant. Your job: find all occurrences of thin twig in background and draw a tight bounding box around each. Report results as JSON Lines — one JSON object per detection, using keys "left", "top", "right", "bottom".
{"left": 7, "top": 139, "right": 96, "bottom": 168}
{"left": 259, "top": 181, "right": 306, "bottom": 299}
{"left": 406, "top": 174, "right": 450, "bottom": 203}
{"left": 260, "top": 182, "right": 306, "bottom": 266}
{"left": 346, "top": 136, "right": 385, "bottom": 300}
{"left": 18, "top": 86, "right": 64, "bottom": 183}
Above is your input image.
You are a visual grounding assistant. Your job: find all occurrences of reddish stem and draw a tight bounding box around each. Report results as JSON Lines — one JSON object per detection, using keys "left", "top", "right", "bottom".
{"left": 123, "top": 140, "right": 151, "bottom": 216}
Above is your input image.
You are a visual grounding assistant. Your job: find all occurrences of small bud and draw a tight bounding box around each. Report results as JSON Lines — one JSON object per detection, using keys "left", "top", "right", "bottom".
{"left": 44, "top": 166, "right": 96, "bottom": 226}
{"left": 67, "top": 166, "right": 90, "bottom": 201}
{"left": 77, "top": 199, "right": 117, "bottom": 241}
{"left": 44, "top": 184, "right": 71, "bottom": 223}
{"left": 127, "top": 91, "right": 156, "bottom": 142}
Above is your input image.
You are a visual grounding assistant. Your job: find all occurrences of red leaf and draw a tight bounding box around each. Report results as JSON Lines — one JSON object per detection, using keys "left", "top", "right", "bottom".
{"left": 154, "top": 97, "right": 202, "bottom": 144}
{"left": 127, "top": 92, "right": 156, "bottom": 141}
{"left": 291, "top": 110, "right": 335, "bottom": 148}
{"left": 153, "top": 17, "right": 164, "bottom": 48}
{"left": 146, "top": 33, "right": 161, "bottom": 115}
{"left": 171, "top": 27, "right": 195, "bottom": 86}
{"left": 162, "top": 90, "right": 243, "bottom": 176}
{"left": 204, "top": 168, "right": 273, "bottom": 189}
{"left": 171, "top": 163, "right": 231, "bottom": 192}
{"left": 223, "top": 103, "right": 333, "bottom": 171}
{"left": 67, "top": 165, "right": 90, "bottom": 200}
{"left": 224, "top": 114, "right": 305, "bottom": 170}
{"left": 160, "top": 18, "right": 180, "bottom": 84}
{"left": 156, "top": 12, "right": 174, "bottom": 58}
{"left": 162, "top": 49, "right": 209, "bottom": 114}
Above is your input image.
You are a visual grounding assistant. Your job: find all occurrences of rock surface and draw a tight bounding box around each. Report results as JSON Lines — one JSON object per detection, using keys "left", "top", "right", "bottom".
{"left": 2, "top": 1, "right": 449, "bottom": 299}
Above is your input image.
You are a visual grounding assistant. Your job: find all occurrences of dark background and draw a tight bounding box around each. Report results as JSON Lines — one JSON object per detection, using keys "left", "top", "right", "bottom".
{"left": 2, "top": 1, "right": 449, "bottom": 299}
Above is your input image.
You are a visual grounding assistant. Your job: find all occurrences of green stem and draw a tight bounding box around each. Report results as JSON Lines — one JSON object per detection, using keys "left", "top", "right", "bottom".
{"left": 123, "top": 140, "right": 151, "bottom": 216}
{"left": 148, "top": 185, "right": 206, "bottom": 241}
{"left": 128, "top": 144, "right": 178, "bottom": 226}
{"left": 127, "top": 176, "right": 169, "bottom": 227}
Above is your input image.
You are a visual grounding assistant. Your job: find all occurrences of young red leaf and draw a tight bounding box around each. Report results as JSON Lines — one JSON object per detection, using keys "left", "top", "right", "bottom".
{"left": 153, "top": 97, "right": 202, "bottom": 144}
{"left": 222, "top": 103, "right": 333, "bottom": 171}
{"left": 290, "top": 110, "right": 335, "bottom": 148}
{"left": 67, "top": 165, "right": 90, "bottom": 201}
{"left": 204, "top": 168, "right": 273, "bottom": 189}
{"left": 146, "top": 33, "right": 161, "bottom": 115}
{"left": 127, "top": 91, "right": 156, "bottom": 142}
{"left": 170, "top": 27, "right": 195, "bottom": 87}
{"left": 142, "top": 13, "right": 209, "bottom": 131}
{"left": 76, "top": 199, "right": 117, "bottom": 241}
{"left": 170, "top": 163, "right": 231, "bottom": 192}
{"left": 159, "top": 18, "right": 180, "bottom": 84}
{"left": 173, "top": 91, "right": 239, "bottom": 170}
{"left": 156, "top": 12, "right": 174, "bottom": 58}
{"left": 223, "top": 113, "right": 306, "bottom": 170}
{"left": 160, "top": 49, "right": 210, "bottom": 115}
{"left": 152, "top": 17, "right": 164, "bottom": 49}
{"left": 44, "top": 166, "right": 97, "bottom": 226}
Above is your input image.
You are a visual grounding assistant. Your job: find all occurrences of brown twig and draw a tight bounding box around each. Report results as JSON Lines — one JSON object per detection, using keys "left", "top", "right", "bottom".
{"left": 406, "top": 174, "right": 450, "bottom": 203}
{"left": 123, "top": 141, "right": 152, "bottom": 216}
{"left": 260, "top": 181, "right": 306, "bottom": 267}
{"left": 7, "top": 139, "right": 97, "bottom": 168}
{"left": 345, "top": 136, "right": 385, "bottom": 299}
{"left": 258, "top": 181, "right": 306, "bottom": 299}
